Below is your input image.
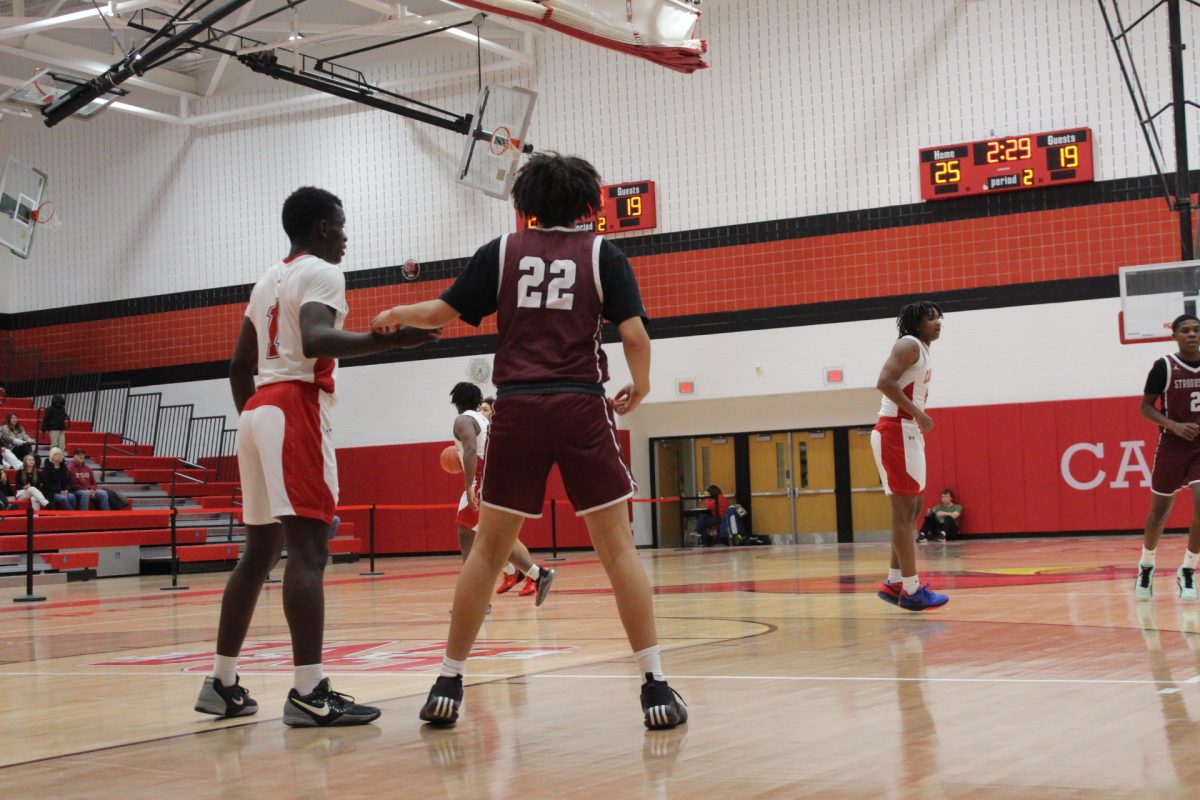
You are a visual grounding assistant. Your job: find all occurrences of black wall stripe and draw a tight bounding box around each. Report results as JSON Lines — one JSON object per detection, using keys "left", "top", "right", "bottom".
{"left": 2, "top": 171, "right": 1172, "bottom": 330}
{"left": 99, "top": 274, "right": 1118, "bottom": 388}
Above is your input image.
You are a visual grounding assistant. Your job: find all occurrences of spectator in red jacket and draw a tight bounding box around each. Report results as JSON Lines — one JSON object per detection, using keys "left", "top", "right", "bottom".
{"left": 698, "top": 484, "right": 730, "bottom": 546}
{"left": 68, "top": 449, "right": 110, "bottom": 511}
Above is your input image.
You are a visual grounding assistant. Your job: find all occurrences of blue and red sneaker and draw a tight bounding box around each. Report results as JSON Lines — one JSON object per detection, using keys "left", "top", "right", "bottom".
{"left": 877, "top": 580, "right": 902, "bottom": 606}
{"left": 898, "top": 585, "right": 949, "bottom": 611}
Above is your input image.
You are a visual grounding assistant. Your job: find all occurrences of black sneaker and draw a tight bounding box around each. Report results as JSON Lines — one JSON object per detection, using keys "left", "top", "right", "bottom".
{"left": 640, "top": 674, "right": 687, "bottom": 730}
{"left": 195, "top": 675, "right": 258, "bottom": 718}
{"left": 916, "top": 533, "right": 928, "bottom": 543}
{"left": 420, "top": 675, "right": 464, "bottom": 727}
{"left": 283, "top": 678, "right": 381, "bottom": 727}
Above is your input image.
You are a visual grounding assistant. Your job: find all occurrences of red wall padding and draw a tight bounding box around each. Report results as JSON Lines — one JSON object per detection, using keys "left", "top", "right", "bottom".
{"left": 924, "top": 396, "right": 1189, "bottom": 534}
{"left": 335, "top": 430, "right": 631, "bottom": 554}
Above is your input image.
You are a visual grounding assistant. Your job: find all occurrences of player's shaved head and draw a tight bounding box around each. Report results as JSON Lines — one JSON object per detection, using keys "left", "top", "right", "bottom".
{"left": 1172, "top": 313, "right": 1200, "bottom": 333}
{"left": 512, "top": 152, "right": 601, "bottom": 228}
{"left": 282, "top": 186, "right": 343, "bottom": 241}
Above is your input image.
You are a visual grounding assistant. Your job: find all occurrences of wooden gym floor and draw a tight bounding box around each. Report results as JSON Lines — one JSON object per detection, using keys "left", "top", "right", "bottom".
{"left": 2, "top": 536, "right": 1199, "bottom": 799}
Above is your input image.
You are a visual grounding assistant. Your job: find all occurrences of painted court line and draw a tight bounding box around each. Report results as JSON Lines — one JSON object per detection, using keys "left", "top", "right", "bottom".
{"left": 4, "top": 670, "right": 1199, "bottom": 687}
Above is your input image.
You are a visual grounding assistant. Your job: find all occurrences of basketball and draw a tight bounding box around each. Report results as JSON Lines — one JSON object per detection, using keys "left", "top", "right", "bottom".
{"left": 440, "top": 445, "right": 462, "bottom": 474}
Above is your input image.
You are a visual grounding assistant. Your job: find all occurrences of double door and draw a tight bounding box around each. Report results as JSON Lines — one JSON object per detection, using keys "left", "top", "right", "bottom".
{"left": 748, "top": 431, "right": 837, "bottom": 539}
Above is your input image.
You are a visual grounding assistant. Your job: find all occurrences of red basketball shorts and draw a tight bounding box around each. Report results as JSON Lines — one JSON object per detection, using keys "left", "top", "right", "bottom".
{"left": 455, "top": 457, "right": 484, "bottom": 530}
{"left": 237, "top": 381, "right": 338, "bottom": 525}
{"left": 481, "top": 393, "right": 636, "bottom": 518}
{"left": 870, "top": 416, "right": 925, "bottom": 497}
{"left": 1150, "top": 433, "right": 1200, "bottom": 496}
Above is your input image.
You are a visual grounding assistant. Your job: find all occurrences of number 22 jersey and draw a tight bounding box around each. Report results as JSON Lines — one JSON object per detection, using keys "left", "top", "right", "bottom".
{"left": 440, "top": 227, "right": 648, "bottom": 388}
{"left": 1145, "top": 353, "right": 1200, "bottom": 436}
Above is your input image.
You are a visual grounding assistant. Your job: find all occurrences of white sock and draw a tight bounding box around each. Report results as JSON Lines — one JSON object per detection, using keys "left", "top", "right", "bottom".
{"left": 212, "top": 654, "right": 238, "bottom": 686}
{"left": 440, "top": 656, "right": 466, "bottom": 678}
{"left": 887, "top": 568, "right": 902, "bottom": 584}
{"left": 502, "top": 563, "right": 516, "bottom": 575}
{"left": 635, "top": 645, "right": 664, "bottom": 681}
{"left": 526, "top": 564, "right": 540, "bottom": 580}
{"left": 902, "top": 575, "right": 920, "bottom": 595}
{"left": 1184, "top": 551, "right": 1200, "bottom": 570}
{"left": 1141, "top": 547, "right": 1157, "bottom": 566}
{"left": 293, "top": 663, "right": 324, "bottom": 696}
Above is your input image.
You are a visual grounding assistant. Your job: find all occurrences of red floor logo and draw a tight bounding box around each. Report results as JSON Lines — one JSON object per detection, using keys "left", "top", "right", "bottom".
{"left": 93, "top": 641, "right": 576, "bottom": 672}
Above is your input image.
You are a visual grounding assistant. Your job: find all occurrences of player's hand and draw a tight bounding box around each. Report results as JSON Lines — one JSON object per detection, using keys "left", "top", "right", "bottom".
{"left": 371, "top": 308, "right": 400, "bottom": 334}
{"left": 1174, "top": 421, "right": 1200, "bottom": 441}
{"left": 393, "top": 326, "right": 443, "bottom": 348}
{"left": 611, "top": 383, "right": 647, "bottom": 415}
{"left": 468, "top": 485, "right": 479, "bottom": 510}
{"left": 915, "top": 411, "right": 934, "bottom": 434}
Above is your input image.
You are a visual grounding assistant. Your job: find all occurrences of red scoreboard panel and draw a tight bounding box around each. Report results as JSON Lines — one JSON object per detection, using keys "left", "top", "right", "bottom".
{"left": 918, "top": 127, "right": 1094, "bottom": 201}
{"left": 518, "top": 180, "right": 657, "bottom": 233}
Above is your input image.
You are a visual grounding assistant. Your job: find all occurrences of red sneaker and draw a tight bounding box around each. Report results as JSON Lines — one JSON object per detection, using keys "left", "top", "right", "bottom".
{"left": 877, "top": 580, "right": 902, "bottom": 606}
{"left": 518, "top": 575, "right": 538, "bottom": 597}
{"left": 496, "top": 571, "right": 524, "bottom": 595}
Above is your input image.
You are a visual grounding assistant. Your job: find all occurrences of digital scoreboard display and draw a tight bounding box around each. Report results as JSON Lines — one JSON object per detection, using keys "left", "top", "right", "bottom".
{"left": 918, "top": 128, "right": 1094, "bottom": 201}
{"left": 518, "top": 180, "right": 657, "bottom": 233}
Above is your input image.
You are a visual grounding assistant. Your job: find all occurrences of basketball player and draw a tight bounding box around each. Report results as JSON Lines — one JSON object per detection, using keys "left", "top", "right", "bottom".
{"left": 194, "top": 187, "right": 440, "bottom": 726}
{"left": 372, "top": 152, "right": 686, "bottom": 730}
{"left": 871, "top": 301, "right": 950, "bottom": 611}
{"left": 1134, "top": 313, "right": 1200, "bottom": 601}
{"left": 449, "top": 381, "right": 554, "bottom": 601}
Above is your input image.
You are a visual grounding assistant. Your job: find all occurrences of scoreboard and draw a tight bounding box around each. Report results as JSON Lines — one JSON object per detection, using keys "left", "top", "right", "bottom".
{"left": 918, "top": 128, "right": 1094, "bottom": 201}
{"left": 518, "top": 180, "right": 657, "bottom": 233}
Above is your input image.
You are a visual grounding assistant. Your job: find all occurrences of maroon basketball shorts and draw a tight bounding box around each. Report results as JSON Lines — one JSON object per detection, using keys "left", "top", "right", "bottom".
{"left": 481, "top": 393, "right": 636, "bottom": 518}
{"left": 1150, "top": 433, "right": 1200, "bottom": 495}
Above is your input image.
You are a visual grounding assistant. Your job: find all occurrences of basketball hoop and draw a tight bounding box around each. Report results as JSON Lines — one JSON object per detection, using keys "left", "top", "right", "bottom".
{"left": 30, "top": 200, "right": 56, "bottom": 226}
{"left": 488, "top": 126, "right": 521, "bottom": 157}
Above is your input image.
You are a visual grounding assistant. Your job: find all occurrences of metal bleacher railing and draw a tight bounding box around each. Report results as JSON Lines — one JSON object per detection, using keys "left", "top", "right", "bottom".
{"left": 0, "top": 341, "right": 239, "bottom": 501}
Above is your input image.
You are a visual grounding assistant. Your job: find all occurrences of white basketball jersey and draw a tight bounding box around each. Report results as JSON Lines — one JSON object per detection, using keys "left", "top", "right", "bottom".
{"left": 455, "top": 410, "right": 489, "bottom": 463}
{"left": 878, "top": 335, "right": 932, "bottom": 420}
{"left": 244, "top": 254, "right": 348, "bottom": 398}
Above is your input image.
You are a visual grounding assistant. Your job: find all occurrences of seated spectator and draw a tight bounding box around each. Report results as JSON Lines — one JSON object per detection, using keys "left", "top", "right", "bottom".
{"left": 0, "top": 468, "right": 12, "bottom": 511}
{"left": 14, "top": 453, "right": 48, "bottom": 510}
{"left": 481, "top": 396, "right": 495, "bottom": 422}
{"left": 42, "top": 447, "right": 77, "bottom": 510}
{"left": 918, "top": 488, "right": 963, "bottom": 542}
{"left": 68, "top": 449, "right": 109, "bottom": 511}
{"left": 0, "top": 412, "right": 36, "bottom": 462}
{"left": 42, "top": 394, "right": 69, "bottom": 454}
{"left": 698, "top": 484, "right": 730, "bottom": 546}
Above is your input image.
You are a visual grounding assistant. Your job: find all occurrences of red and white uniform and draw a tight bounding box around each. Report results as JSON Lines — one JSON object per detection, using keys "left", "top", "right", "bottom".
{"left": 454, "top": 409, "right": 489, "bottom": 530}
{"left": 237, "top": 254, "right": 348, "bottom": 525}
{"left": 871, "top": 335, "right": 932, "bottom": 496}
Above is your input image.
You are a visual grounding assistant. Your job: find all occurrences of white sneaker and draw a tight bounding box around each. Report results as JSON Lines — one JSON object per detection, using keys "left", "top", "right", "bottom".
{"left": 1135, "top": 563, "right": 1155, "bottom": 601}
{"left": 1177, "top": 566, "right": 1197, "bottom": 601}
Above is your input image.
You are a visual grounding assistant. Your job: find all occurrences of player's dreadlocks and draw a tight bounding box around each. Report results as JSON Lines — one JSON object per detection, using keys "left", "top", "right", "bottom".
{"left": 896, "top": 301, "right": 943, "bottom": 339}
{"left": 512, "top": 152, "right": 602, "bottom": 228}
{"left": 450, "top": 382, "right": 484, "bottom": 413}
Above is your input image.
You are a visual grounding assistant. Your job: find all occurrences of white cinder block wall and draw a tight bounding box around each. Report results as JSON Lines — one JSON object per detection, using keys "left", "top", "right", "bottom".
{"left": 0, "top": 0, "right": 1186, "bottom": 542}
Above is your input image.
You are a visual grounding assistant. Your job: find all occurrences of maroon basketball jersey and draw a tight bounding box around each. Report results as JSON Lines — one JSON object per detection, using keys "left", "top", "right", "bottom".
{"left": 1159, "top": 354, "right": 1200, "bottom": 427}
{"left": 492, "top": 228, "right": 607, "bottom": 386}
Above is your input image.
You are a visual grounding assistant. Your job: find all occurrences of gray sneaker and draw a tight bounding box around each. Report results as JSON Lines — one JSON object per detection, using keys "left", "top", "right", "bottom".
{"left": 195, "top": 675, "right": 258, "bottom": 718}
{"left": 1177, "top": 566, "right": 1197, "bottom": 601}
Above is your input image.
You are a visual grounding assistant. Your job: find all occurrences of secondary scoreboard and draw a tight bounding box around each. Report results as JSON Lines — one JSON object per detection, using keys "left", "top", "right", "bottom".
{"left": 518, "top": 180, "right": 657, "bottom": 233}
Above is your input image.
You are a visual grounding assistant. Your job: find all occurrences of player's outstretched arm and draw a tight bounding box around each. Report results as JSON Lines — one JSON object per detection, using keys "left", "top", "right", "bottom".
{"left": 372, "top": 299, "right": 461, "bottom": 332}
{"left": 876, "top": 338, "right": 933, "bottom": 432}
{"left": 300, "top": 302, "right": 442, "bottom": 359}
{"left": 229, "top": 318, "right": 258, "bottom": 414}
{"left": 612, "top": 316, "right": 651, "bottom": 416}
